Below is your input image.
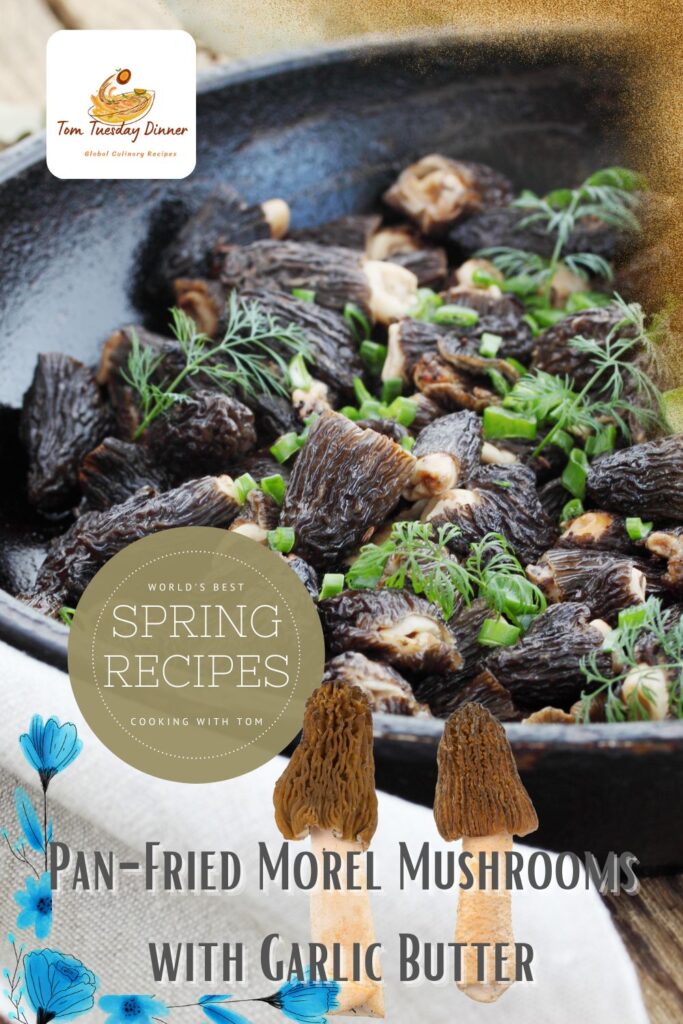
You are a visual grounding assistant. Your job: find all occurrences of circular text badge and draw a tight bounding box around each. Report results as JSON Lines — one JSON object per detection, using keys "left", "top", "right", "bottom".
{"left": 68, "top": 527, "right": 324, "bottom": 782}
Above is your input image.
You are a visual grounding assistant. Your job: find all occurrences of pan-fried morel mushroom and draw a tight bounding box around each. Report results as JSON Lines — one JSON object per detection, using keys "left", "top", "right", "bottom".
{"left": 526, "top": 548, "right": 651, "bottom": 622}
{"left": 531, "top": 305, "right": 633, "bottom": 386}
{"left": 423, "top": 464, "right": 557, "bottom": 563}
{"left": 405, "top": 411, "right": 482, "bottom": 500}
{"left": 218, "top": 240, "right": 418, "bottom": 324}
{"left": 274, "top": 683, "right": 383, "bottom": 1016}
{"left": 558, "top": 511, "right": 636, "bottom": 553}
{"left": 323, "top": 652, "right": 429, "bottom": 716}
{"left": 156, "top": 184, "right": 287, "bottom": 288}
{"left": 78, "top": 437, "right": 171, "bottom": 511}
{"left": 383, "top": 155, "right": 513, "bottom": 236}
{"left": 30, "top": 476, "right": 240, "bottom": 608}
{"left": 434, "top": 704, "right": 537, "bottom": 1002}
{"left": 142, "top": 390, "right": 256, "bottom": 481}
{"left": 20, "top": 354, "right": 112, "bottom": 512}
{"left": 279, "top": 412, "right": 415, "bottom": 569}
{"left": 586, "top": 435, "right": 683, "bottom": 520}
{"left": 483, "top": 603, "right": 611, "bottom": 710}
{"left": 319, "top": 589, "right": 462, "bottom": 677}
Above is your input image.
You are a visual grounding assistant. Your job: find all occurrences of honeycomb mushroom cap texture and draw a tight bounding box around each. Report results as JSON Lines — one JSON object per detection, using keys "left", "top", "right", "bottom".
{"left": 274, "top": 682, "right": 378, "bottom": 848}
{"left": 434, "top": 703, "right": 538, "bottom": 840}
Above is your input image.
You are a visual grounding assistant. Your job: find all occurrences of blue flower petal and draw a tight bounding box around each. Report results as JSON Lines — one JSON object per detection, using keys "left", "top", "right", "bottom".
{"left": 202, "top": 1003, "right": 251, "bottom": 1024}
{"left": 24, "top": 950, "right": 94, "bottom": 1022}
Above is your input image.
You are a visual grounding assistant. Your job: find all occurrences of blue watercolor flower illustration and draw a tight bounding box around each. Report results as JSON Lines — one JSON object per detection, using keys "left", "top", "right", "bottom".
{"left": 24, "top": 949, "right": 97, "bottom": 1024}
{"left": 15, "top": 873, "right": 53, "bottom": 940}
{"left": 261, "top": 978, "right": 341, "bottom": 1024}
{"left": 199, "top": 997, "right": 250, "bottom": 1024}
{"left": 20, "top": 716, "right": 83, "bottom": 791}
{"left": 99, "top": 996, "right": 168, "bottom": 1024}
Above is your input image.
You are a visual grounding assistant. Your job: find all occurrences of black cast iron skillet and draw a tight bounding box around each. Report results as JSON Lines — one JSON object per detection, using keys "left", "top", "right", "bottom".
{"left": 0, "top": 32, "right": 681, "bottom": 870}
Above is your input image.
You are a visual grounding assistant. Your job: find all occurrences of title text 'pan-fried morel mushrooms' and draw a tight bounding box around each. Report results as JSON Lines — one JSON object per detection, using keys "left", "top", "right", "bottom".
{"left": 434, "top": 703, "right": 538, "bottom": 1003}
{"left": 319, "top": 588, "right": 462, "bottom": 677}
{"left": 383, "top": 155, "right": 513, "bottom": 236}
{"left": 217, "top": 240, "right": 418, "bottom": 324}
{"left": 280, "top": 412, "right": 415, "bottom": 569}
{"left": 21, "top": 353, "right": 112, "bottom": 512}
{"left": 274, "top": 683, "right": 383, "bottom": 1017}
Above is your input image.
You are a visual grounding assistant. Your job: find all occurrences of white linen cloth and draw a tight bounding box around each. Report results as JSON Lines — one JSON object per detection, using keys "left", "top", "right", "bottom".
{"left": 0, "top": 640, "right": 648, "bottom": 1024}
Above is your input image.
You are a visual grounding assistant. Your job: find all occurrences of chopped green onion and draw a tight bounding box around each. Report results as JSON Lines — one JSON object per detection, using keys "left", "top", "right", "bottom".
{"left": 550, "top": 429, "right": 574, "bottom": 455}
{"left": 531, "top": 308, "right": 568, "bottom": 328}
{"left": 270, "top": 432, "right": 303, "bottom": 463}
{"left": 478, "top": 616, "right": 521, "bottom": 647}
{"left": 292, "top": 288, "right": 316, "bottom": 302}
{"left": 59, "top": 606, "right": 76, "bottom": 627}
{"left": 504, "top": 357, "right": 527, "bottom": 375}
{"left": 319, "top": 573, "right": 345, "bottom": 600}
{"left": 561, "top": 448, "right": 589, "bottom": 499}
{"left": 585, "top": 424, "right": 616, "bottom": 457}
{"left": 387, "top": 396, "right": 417, "bottom": 427}
{"left": 662, "top": 387, "right": 683, "bottom": 432}
{"left": 353, "top": 376, "right": 372, "bottom": 405}
{"left": 561, "top": 498, "right": 584, "bottom": 523}
{"left": 618, "top": 605, "right": 649, "bottom": 630}
{"left": 358, "top": 398, "right": 385, "bottom": 420}
{"left": 431, "top": 304, "right": 479, "bottom": 327}
{"left": 471, "top": 269, "right": 498, "bottom": 287}
{"left": 483, "top": 406, "right": 538, "bottom": 440}
{"left": 260, "top": 474, "right": 286, "bottom": 506}
{"left": 409, "top": 287, "right": 443, "bottom": 321}
{"left": 381, "top": 377, "right": 403, "bottom": 404}
{"left": 339, "top": 405, "right": 361, "bottom": 421}
{"left": 267, "top": 527, "right": 296, "bottom": 554}
{"left": 500, "top": 274, "right": 539, "bottom": 298}
{"left": 400, "top": 435, "right": 415, "bottom": 451}
{"left": 344, "top": 302, "right": 371, "bottom": 342}
{"left": 234, "top": 473, "right": 257, "bottom": 504}
{"left": 487, "top": 368, "right": 509, "bottom": 397}
{"left": 565, "top": 291, "right": 612, "bottom": 313}
{"left": 492, "top": 478, "right": 512, "bottom": 489}
{"left": 360, "top": 340, "right": 388, "bottom": 375}
{"left": 479, "top": 332, "right": 503, "bottom": 358}
{"left": 288, "top": 352, "right": 313, "bottom": 391}
{"left": 522, "top": 313, "right": 541, "bottom": 336}
{"left": 625, "top": 517, "right": 653, "bottom": 541}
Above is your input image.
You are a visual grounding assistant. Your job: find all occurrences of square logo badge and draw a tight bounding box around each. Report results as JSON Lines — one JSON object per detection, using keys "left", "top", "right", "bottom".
{"left": 46, "top": 30, "right": 196, "bottom": 179}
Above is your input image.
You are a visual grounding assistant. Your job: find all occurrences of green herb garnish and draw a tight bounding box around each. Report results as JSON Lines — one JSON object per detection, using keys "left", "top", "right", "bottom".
{"left": 59, "top": 606, "right": 76, "bottom": 627}
{"left": 124, "top": 298, "right": 310, "bottom": 439}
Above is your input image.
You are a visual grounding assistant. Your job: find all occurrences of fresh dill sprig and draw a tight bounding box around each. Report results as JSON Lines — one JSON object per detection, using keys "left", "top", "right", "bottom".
{"left": 478, "top": 167, "right": 643, "bottom": 302}
{"left": 346, "top": 521, "right": 472, "bottom": 619}
{"left": 124, "top": 296, "right": 310, "bottom": 438}
{"left": 465, "top": 532, "right": 546, "bottom": 627}
{"left": 578, "top": 597, "right": 683, "bottom": 722}
{"left": 502, "top": 295, "right": 665, "bottom": 457}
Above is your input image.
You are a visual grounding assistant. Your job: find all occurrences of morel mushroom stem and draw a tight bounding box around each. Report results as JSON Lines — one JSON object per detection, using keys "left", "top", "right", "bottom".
{"left": 434, "top": 704, "right": 538, "bottom": 1004}
{"left": 456, "top": 833, "right": 514, "bottom": 1002}
{"left": 310, "top": 829, "right": 384, "bottom": 1017}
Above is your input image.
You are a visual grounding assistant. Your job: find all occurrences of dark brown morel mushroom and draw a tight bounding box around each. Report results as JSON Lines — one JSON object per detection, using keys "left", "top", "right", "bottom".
{"left": 646, "top": 528, "right": 683, "bottom": 593}
{"left": 416, "top": 662, "right": 519, "bottom": 722}
{"left": 405, "top": 411, "right": 483, "bottom": 500}
{"left": 322, "top": 651, "right": 429, "bottom": 716}
{"left": 383, "top": 155, "right": 513, "bottom": 236}
{"left": 527, "top": 547, "right": 663, "bottom": 613}
{"left": 79, "top": 437, "right": 171, "bottom": 512}
{"left": 586, "top": 435, "right": 683, "bottom": 520}
{"left": 388, "top": 247, "right": 448, "bottom": 289}
{"left": 284, "top": 554, "right": 319, "bottom": 600}
{"left": 142, "top": 390, "right": 256, "bottom": 481}
{"left": 32, "top": 475, "right": 240, "bottom": 607}
{"left": 20, "top": 354, "right": 112, "bottom": 512}
{"left": 319, "top": 588, "right": 462, "bottom": 676}
{"left": 293, "top": 213, "right": 382, "bottom": 250}
{"left": 229, "top": 488, "right": 281, "bottom": 544}
{"left": 434, "top": 703, "right": 537, "bottom": 1002}
{"left": 437, "top": 287, "right": 535, "bottom": 362}
{"left": 531, "top": 305, "right": 632, "bottom": 387}
{"left": 424, "top": 464, "right": 558, "bottom": 563}
{"left": 279, "top": 412, "right": 415, "bottom": 569}
{"left": 558, "top": 511, "right": 636, "bottom": 553}
{"left": 484, "top": 603, "right": 611, "bottom": 710}
{"left": 157, "top": 185, "right": 286, "bottom": 288}
{"left": 273, "top": 683, "right": 383, "bottom": 1016}
{"left": 412, "top": 352, "right": 499, "bottom": 412}
{"left": 218, "top": 240, "right": 417, "bottom": 323}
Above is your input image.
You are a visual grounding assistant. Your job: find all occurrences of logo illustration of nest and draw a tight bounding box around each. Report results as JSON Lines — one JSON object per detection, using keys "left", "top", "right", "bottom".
{"left": 89, "top": 69, "right": 155, "bottom": 125}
